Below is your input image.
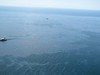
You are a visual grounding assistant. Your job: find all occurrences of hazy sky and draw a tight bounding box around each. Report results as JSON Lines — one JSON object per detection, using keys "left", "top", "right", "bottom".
{"left": 0, "top": 0, "right": 100, "bottom": 10}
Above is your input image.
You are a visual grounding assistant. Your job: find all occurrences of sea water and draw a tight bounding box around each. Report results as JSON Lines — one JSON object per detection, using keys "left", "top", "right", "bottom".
{"left": 0, "top": 7, "right": 100, "bottom": 57}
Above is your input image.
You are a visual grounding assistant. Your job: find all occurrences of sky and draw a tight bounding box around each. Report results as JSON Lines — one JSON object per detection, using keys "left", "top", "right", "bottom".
{"left": 0, "top": 0, "right": 100, "bottom": 10}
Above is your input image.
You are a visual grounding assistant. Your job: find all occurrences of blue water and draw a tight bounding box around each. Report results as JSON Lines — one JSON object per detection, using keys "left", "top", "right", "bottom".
{"left": 0, "top": 8, "right": 100, "bottom": 56}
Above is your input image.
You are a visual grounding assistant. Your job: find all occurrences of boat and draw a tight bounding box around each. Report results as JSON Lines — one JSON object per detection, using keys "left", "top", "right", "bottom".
{"left": 0, "top": 38, "right": 7, "bottom": 41}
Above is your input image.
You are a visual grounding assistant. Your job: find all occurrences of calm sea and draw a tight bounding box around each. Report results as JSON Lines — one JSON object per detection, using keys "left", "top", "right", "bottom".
{"left": 0, "top": 7, "right": 100, "bottom": 56}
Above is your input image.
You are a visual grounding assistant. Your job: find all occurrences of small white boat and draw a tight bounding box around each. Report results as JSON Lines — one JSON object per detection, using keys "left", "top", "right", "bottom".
{"left": 0, "top": 38, "right": 7, "bottom": 41}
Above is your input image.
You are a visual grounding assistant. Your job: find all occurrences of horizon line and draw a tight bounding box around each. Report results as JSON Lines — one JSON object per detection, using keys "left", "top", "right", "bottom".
{"left": 0, "top": 5, "right": 100, "bottom": 11}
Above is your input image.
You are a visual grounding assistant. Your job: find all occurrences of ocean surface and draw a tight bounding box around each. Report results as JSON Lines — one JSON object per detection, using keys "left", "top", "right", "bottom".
{"left": 0, "top": 7, "right": 100, "bottom": 75}
{"left": 0, "top": 7, "right": 100, "bottom": 56}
